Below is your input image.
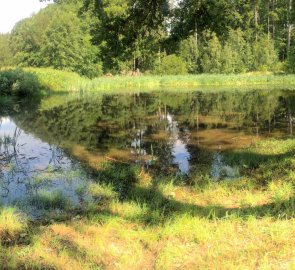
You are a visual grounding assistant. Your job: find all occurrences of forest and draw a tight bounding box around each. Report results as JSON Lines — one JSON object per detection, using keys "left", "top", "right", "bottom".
{"left": 0, "top": 0, "right": 295, "bottom": 77}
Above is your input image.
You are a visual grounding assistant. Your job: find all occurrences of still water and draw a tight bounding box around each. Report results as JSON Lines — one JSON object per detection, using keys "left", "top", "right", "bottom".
{"left": 0, "top": 89, "right": 294, "bottom": 214}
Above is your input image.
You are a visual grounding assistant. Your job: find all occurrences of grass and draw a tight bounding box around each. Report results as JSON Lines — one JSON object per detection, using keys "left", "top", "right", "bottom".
{"left": 0, "top": 207, "right": 27, "bottom": 243}
{"left": 28, "top": 190, "right": 72, "bottom": 210}
{"left": 20, "top": 67, "right": 295, "bottom": 93}
{"left": 0, "top": 137, "right": 295, "bottom": 269}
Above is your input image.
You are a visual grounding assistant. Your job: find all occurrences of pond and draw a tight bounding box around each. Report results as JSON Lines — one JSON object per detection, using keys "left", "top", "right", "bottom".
{"left": 0, "top": 89, "right": 295, "bottom": 216}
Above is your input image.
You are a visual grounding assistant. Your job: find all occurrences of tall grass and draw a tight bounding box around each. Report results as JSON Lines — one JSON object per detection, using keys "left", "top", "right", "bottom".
{"left": 24, "top": 67, "right": 295, "bottom": 93}
{"left": 0, "top": 207, "right": 27, "bottom": 243}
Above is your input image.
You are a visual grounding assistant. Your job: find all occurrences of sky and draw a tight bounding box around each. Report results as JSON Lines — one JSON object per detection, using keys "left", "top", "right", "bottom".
{"left": 0, "top": 0, "right": 49, "bottom": 33}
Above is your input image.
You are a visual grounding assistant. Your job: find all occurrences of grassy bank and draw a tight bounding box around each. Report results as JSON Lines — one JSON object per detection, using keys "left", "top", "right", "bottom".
{"left": 1, "top": 137, "right": 295, "bottom": 269}
{"left": 22, "top": 67, "right": 295, "bottom": 93}
{"left": 2, "top": 67, "right": 295, "bottom": 94}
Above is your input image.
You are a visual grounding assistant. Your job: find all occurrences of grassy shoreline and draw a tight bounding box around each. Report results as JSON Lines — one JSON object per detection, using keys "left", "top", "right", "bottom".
{"left": 1, "top": 137, "right": 295, "bottom": 269}
{"left": 22, "top": 67, "right": 295, "bottom": 93}
{"left": 2, "top": 67, "right": 295, "bottom": 94}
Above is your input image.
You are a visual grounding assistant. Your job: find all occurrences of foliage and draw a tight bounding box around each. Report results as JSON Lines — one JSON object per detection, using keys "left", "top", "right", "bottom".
{"left": 4, "top": 0, "right": 295, "bottom": 75}
{"left": 199, "top": 32, "right": 222, "bottom": 73}
{"left": 178, "top": 35, "right": 199, "bottom": 73}
{"left": 252, "top": 35, "right": 278, "bottom": 71}
{"left": 9, "top": 1, "right": 101, "bottom": 78}
{"left": 41, "top": 11, "right": 100, "bottom": 77}
{"left": 221, "top": 29, "right": 253, "bottom": 73}
{"left": 0, "top": 34, "right": 13, "bottom": 67}
{"left": 287, "top": 45, "right": 295, "bottom": 73}
{"left": 0, "top": 68, "right": 42, "bottom": 96}
{"left": 155, "top": 54, "right": 188, "bottom": 75}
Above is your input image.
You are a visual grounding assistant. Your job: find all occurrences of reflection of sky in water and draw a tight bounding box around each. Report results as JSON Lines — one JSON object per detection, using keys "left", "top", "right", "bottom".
{"left": 167, "top": 114, "right": 190, "bottom": 174}
{"left": 0, "top": 117, "right": 88, "bottom": 212}
{"left": 130, "top": 113, "right": 191, "bottom": 174}
{"left": 173, "top": 139, "right": 190, "bottom": 174}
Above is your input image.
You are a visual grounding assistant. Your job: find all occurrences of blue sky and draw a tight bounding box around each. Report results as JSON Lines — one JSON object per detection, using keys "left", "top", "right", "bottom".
{"left": 0, "top": 0, "right": 49, "bottom": 33}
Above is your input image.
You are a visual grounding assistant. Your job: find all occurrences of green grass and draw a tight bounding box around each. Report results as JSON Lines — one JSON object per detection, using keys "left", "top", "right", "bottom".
{"left": 0, "top": 208, "right": 27, "bottom": 243}
{"left": 28, "top": 190, "right": 72, "bottom": 210}
{"left": 22, "top": 67, "right": 295, "bottom": 93}
{"left": 0, "top": 137, "right": 295, "bottom": 269}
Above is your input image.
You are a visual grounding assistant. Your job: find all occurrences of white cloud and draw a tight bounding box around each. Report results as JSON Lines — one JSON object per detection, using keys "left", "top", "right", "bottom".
{"left": 0, "top": 0, "right": 49, "bottom": 33}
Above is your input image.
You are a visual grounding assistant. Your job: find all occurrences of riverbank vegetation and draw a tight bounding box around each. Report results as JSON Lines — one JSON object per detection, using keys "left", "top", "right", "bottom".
{"left": 1, "top": 137, "right": 295, "bottom": 269}
{"left": 2, "top": 67, "right": 295, "bottom": 94}
{"left": 0, "top": 89, "right": 294, "bottom": 269}
{"left": 0, "top": 68, "right": 42, "bottom": 97}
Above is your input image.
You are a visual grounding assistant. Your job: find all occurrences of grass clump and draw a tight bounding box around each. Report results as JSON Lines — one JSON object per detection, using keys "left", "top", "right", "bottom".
{"left": 28, "top": 190, "right": 71, "bottom": 210}
{"left": 0, "top": 207, "right": 27, "bottom": 243}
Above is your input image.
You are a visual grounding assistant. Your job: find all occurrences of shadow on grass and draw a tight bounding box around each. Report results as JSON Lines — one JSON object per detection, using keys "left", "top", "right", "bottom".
{"left": 1, "top": 147, "right": 295, "bottom": 269}
{"left": 78, "top": 155, "right": 295, "bottom": 225}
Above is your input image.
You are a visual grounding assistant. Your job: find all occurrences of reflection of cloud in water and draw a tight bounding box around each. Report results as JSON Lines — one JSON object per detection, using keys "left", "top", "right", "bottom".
{"left": 0, "top": 117, "right": 90, "bottom": 216}
{"left": 173, "top": 139, "right": 190, "bottom": 174}
{"left": 167, "top": 114, "right": 190, "bottom": 174}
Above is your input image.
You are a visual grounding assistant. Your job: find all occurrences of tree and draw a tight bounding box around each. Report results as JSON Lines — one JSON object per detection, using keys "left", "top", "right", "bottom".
{"left": 82, "top": 0, "right": 169, "bottom": 73}
{"left": 221, "top": 29, "right": 253, "bottom": 73}
{"left": 41, "top": 11, "right": 99, "bottom": 77}
{"left": 155, "top": 54, "right": 187, "bottom": 75}
{"left": 0, "top": 34, "right": 13, "bottom": 67}
{"left": 252, "top": 34, "right": 278, "bottom": 71}
{"left": 178, "top": 36, "right": 199, "bottom": 73}
{"left": 199, "top": 32, "right": 222, "bottom": 73}
{"left": 10, "top": 0, "right": 101, "bottom": 77}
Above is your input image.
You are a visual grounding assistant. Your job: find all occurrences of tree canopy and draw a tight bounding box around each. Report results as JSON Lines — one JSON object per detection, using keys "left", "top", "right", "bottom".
{"left": 1, "top": 0, "right": 295, "bottom": 75}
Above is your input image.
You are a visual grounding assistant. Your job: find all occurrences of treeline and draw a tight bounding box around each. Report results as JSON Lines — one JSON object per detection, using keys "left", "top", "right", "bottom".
{"left": 0, "top": 0, "right": 295, "bottom": 77}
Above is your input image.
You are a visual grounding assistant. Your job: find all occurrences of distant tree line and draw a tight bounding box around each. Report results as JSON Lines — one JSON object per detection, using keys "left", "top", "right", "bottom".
{"left": 0, "top": 0, "right": 295, "bottom": 76}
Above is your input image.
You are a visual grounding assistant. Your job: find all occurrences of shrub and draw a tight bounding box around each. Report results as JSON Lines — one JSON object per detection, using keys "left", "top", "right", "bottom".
{"left": 199, "top": 31, "right": 222, "bottom": 73}
{"left": 0, "top": 68, "right": 41, "bottom": 96}
{"left": 155, "top": 54, "right": 188, "bottom": 75}
{"left": 252, "top": 35, "right": 278, "bottom": 71}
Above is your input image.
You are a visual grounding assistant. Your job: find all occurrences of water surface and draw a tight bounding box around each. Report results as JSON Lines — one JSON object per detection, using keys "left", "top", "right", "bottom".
{"left": 1, "top": 89, "right": 295, "bottom": 213}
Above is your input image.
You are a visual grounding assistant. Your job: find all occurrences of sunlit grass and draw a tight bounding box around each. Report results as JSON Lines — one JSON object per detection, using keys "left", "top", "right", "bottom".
{"left": 0, "top": 208, "right": 27, "bottom": 243}
{"left": 1, "top": 137, "right": 295, "bottom": 269}
{"left": 21, "top": 67, "right": 295, "bottom": 93}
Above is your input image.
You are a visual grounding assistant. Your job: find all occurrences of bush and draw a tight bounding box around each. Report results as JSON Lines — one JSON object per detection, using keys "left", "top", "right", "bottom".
{"left": 155, "top": 54, "right": 188, "bottom": 75}
{"left": 287, "top": 45, "right": 295, "bottom": 73}
{"left": 0, "top": 68, "right": 41, "bottom": 96}
{"left": 252, "top": 35, "right": 278, "bottom": 71}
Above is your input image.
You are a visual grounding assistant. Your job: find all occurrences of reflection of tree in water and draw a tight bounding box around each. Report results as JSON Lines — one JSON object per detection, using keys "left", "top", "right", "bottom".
{"left": 11, "top": 90, "right": 295, "bottom": 176}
